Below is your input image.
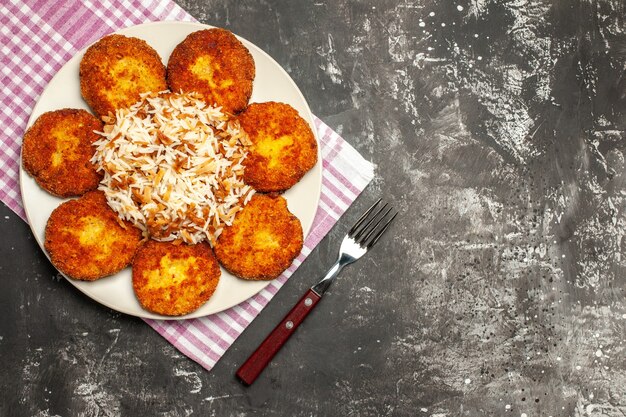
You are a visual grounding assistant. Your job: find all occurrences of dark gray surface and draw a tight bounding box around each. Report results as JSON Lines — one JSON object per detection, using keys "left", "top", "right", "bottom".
{"left": 2, "top": 0, "right": 625, "bottom": 416}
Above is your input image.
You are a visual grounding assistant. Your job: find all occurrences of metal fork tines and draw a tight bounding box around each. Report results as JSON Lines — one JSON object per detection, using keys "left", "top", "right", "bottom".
{"left": 312, "top": 199, "right": 397, "bottom": 295}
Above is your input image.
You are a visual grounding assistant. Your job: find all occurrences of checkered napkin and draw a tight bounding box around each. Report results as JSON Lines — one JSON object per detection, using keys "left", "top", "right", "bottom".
{"left": 0, "top": 0, "right": 374, "bottom": 370}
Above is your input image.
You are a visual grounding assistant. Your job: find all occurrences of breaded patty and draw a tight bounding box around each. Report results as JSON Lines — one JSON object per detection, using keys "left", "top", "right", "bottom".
{"left": 80, "top": 34, "right": 167, "bottom": 117}
{"left": 238, "top": 102, "right": 318, "bottom": 192}
{"left": 22, "top": 109, "right": 102, "bottom": 197}
{"left": 214, "top": 193, "right": 303, "bottom": 280}
{"left": 44, "top": 191, "right": 143, "bottom": 281}
{"left": 132, "top": 240, "right": 221, "bottom": 316}
{"left": 167, "top": 28, "right": 255, "bottom": 114}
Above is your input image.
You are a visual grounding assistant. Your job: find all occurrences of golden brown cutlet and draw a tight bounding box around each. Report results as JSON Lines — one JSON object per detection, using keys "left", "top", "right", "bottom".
{"left": 238, "top": 102, "right": 318, "bottom": 192}
{"left": 132, "top": 240, "right": 221, "bottom": 316}
{"left": 80, "top": 34, "right": 167, "bottom": 118}
{"left": 44, "top": 190, "right": 143, "bottom": 281}
{"left": 213, "top": 193, "right": 303, "bottom": 280}
{"left": 167, "top": 28, "right": 255, "bottom": 114}
{"left": 22, "top": 109, "right": 102, "bottom": 197}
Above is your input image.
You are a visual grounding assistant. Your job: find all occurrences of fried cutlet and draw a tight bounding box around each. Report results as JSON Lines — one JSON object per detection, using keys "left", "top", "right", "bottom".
{"left": 132, "top": 240, "right": 221, "bottom": 316}
{"left": 167, "top": 28, "right": 255, "bottom": 114}
{"left": 214, "top": 193, "right": 303, "bottom": 280}
{"left": 80, "top": 34, "right": 167, "bottom": 117}
{"left": 44, "top": 190, "right": 143, "bottom": 281}
{"left": 22, "top": 109, "right": 102, "bottom": 197}
{"left": 238, "top": 102, "right": 318, "bottom": 192}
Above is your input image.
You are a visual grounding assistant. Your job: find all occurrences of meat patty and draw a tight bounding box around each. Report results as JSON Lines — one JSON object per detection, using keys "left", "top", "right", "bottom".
{"left": 44, "top": 190, "right": 143, "bottom": 280}
{"left": 80, "top": 34, "right": 167, "bottom": 118}
{"left": 22, "top": 108, "right": 102, "bottom": 197}
{"left": 167, "top": 28, "right": 255, "bottom": 114}
{"left": 238, "top": 102, "right": 318, "bottom": 192}
{"left": 214, "top": 193, "right": 303, "bottom": 280}
{"left": 132, "top": 240, "right": 221, "bottom": 316}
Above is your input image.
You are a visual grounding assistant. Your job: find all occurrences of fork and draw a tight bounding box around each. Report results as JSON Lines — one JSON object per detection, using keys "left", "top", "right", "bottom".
{"left": 236, "top": 199, "right": 397, "bottom": 385}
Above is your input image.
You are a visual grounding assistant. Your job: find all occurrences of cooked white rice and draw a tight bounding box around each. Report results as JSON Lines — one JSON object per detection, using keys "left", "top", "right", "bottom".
{"left": 91, "top": 91, "right": 255, "bottom": 245}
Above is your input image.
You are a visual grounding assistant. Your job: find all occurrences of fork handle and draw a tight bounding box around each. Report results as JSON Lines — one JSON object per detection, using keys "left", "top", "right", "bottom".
{"left": 236, "top": 289, "right": 322, "bottom": 385}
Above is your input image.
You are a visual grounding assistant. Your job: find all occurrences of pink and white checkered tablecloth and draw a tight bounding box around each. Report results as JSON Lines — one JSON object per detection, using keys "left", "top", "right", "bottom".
{"left": 0, "top": 0, "right": 374, "bottom": 371}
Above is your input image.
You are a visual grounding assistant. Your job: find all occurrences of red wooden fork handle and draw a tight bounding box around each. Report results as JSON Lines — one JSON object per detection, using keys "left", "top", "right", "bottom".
{"left": 236, "top": 288, "right": 322, "bottom": 385}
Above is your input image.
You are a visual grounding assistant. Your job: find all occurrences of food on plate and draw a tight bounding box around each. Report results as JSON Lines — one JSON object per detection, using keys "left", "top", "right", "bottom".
{"left": 167, "top": 28, "right": 255, "bottom": 114}
{"left": 132, "top": 240, "right": 221, "bottom": 316}
{"left": 24, "top": 26, "right": 319, "bottom": 317}
{"left": 91, "top": 91, "right": 255, "bottom": 245}
{"left": 44, "top": 190, "right": 143, "bottom": 281}
{"left": 22, "top": 109, "right": 103, "bottom": 197}
{"left": 237, "top": 102, "right": 318, "bottom": 192}
{"left": 214, "top": 193, "right": 303, "bottom": 280}
{"left": 80, "top": 34, "right": 167, "bottom": 118}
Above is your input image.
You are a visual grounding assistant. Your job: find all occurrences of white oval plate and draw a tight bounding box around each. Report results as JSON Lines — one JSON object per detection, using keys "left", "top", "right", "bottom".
{"left": 19, "top": 21, "right": 322, "bottom": 320}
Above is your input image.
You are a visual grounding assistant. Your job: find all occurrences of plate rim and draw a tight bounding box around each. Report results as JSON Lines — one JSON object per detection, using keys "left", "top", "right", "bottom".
{"left": 19, "top": 20, "right": 322, "bottom": 320}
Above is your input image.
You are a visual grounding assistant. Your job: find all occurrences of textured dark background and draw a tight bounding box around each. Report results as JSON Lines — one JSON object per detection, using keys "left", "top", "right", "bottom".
{"left": 2, "top": 0, "right": 625, "bottom": 416}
